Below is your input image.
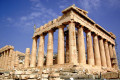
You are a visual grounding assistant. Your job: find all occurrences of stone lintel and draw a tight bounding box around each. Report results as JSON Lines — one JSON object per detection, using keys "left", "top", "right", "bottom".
{"left": 0, "top": 45, "right": 14, "bottom": 53}
{"left": 33, "top": 15, "right": 71, "bottom": 38}
{"left": 16, "top": 51, "right": 25, "bottom": 56}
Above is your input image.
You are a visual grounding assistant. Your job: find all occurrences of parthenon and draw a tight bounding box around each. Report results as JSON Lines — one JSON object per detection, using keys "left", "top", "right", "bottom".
{"left": 0, "top": 4, "right": 120, "bottom": 80}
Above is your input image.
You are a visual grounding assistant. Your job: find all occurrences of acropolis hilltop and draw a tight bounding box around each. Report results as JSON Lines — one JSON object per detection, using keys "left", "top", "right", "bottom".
{"left": 0, "top": 4, "right": 120, "bottom": 80}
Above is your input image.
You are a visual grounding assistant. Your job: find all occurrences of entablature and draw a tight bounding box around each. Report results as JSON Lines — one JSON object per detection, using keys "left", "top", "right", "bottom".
{"left": 0, "top": 45, "right": 14, "bottom": 53}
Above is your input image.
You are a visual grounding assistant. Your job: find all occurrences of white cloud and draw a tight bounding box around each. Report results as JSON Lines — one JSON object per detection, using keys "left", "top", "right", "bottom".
{"left": 6, "top": 17, "right": 13, "bottom": 22}
{"left": 59, "top": 5, "right": 66, "bottom": 9}
{"left": 78, "top": 0, "right": 100, "bottom": 12}
{"left": 20, "top": 16, "right": 27, "bottom": 21}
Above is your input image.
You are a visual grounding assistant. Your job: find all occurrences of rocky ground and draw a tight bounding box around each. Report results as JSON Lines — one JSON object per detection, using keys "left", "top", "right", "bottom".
{"left": 0, "top": 64, "right": 120, "bottom": 80}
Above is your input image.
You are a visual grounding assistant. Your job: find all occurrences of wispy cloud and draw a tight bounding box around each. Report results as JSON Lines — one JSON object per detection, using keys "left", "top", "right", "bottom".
{"left": 78, "top": 0, "right": 100, "bottom": 12}
{"left": 4, "top": 0, "right": 59, "bottom": 33}
{"left": 6, "top": 17, "right": 13, "bottom": 22}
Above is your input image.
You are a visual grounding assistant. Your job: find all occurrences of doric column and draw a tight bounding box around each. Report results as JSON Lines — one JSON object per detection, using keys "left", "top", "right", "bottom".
{"left": 5, "top": 50, "right": 9, "bottom": 70}
{"left": 11, "top": 51, "right": 16, "bottom": 69}
{"left": 86, "top": 30, "right": 94, "bottom": 65}
{"left": 3, "top": 51, "right": 6, "bottom": 69}
{"left": 104, "top": 40, "right": 112, "bottom": 68}
{"left": 66, "top": 32, "right": 69, "bottom": 63}
{"left": 68, "top": 20, "right": 78, "bottom": 64}
{"left": 38, "top": 34, "right": 45, "bottom": 67}
{"left": 112, "top": 45, "right": 119, "bottom": 69}
{"left": 0, "top": 53, "right": 3, "bottom": 68}
{"left": 24, "top": 48, "right": 30, "bottom": 68}
{"left": 46, "top": 30, "right": 54, "bottom": 66}
{"left": 93, "top": 34, "right": 101, "bottom": 66}
{"left": 77, "top": 26, "right": 86, "bottom": 64}
{"left": 7, "top": 50, "right": 10, "bottom": 70}
{"left": 30, "top": 37, "right": 37, "bottom": 67}
{"left": 57, "top": 25, "right": 65, "bottom": 64}
{"left": 99, "top": 38, "right": 107, "bottom": 67}
{"left": 9, "top": 49, "right": 13, "bottom": 70}
{"left": 0, "top": 53, "right": 2, "bottom": 68}
{"left": 2, "top": 52, "right": 5, "bottom": 69}
{"left": 108, "top": 43, "right": 113, "bottom": 63}
{"left": 14, "top": 53, "right": 19, "bottom": 69}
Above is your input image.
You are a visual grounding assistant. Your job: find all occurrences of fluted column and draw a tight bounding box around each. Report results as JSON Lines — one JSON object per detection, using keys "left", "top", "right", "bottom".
{"left": 14, "top": 53, "right": 19, "bottom": 69}
{"left": 86, "top": 30, "right": 94, "bottom": 65}
{"left": 24, "top": 48, "right": 30, "bottom": 68}
{"left": 0, "top": 53, "right": 2, "bottom": 68}
{"left": 9, "top": 49, "right": 13, "bottom": 70}
{"left": 93, "top": 34, "right": 101, "bottom": 66}
{"left": 112, "top": 46, "right": 118, "bottom": 69}
{"left": 68, "top": 20, "right": 78, "bottom": 64}
{"left": 57, "top": 25, "right": 65, "bottom": 64}
{"left": 77, "top": 26, "right": 86, "bottom": 64}
{"left": 30, "top": 37, "right": 37, "bottom": 67}
{"left": 38, "top": 34, "right": 45, "bottom": 67}
{"left": 104, "top": 40, "right": 111, "bottom": 68}
{"left": 3, "top": 51, "right": 6, "bottom": 69}
{"left": 108, "top": 43, "right": 113, "bottom": 66}
{"left": 66, "top": 32, "right": 69, "bottom": 63}
{"left": 5, "top": 50, "right": 9, "bottom": 70}
{"left": 6, "top": 50, "right": 10, "bottom": 70}
{"left": 46, "top": 30, "right": 54, "bottom": 66}
{"left": 2, "top": 52, "right": 5, "bottom": 69}
{"left": 0, "top": 53, "right": 3, "bottom": 68}
{"left": 99, "top": 38, "right": 107, "bottom": 67}
{"left": 11, "top": 51, "right": 16, "bottom": 69}
{"left": 109, "top": 43, "right": 114, "bottom": 57}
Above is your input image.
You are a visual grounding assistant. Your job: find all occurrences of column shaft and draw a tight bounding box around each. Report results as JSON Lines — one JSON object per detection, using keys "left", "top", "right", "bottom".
{"left": 9, "top": 49, "right": 13, "bottom": 70}
{"left": 11, "top": 51, "right": 16, "bottom": 69}
{"left": 86, "top": 31, "right": 94, "bottom": 65}
{"left": 3, "top": 51, "right": 6, "bottom": 69}
{"left": 14, "top": 53, "right": 19, "bottom": 69}
{"left": 68, "top": 21, "right": 77, "bottom": 64}
{"left": 99, "top": 38, "right": 107, "bottom": 67}
{"left": 57, "top": 26, "right": 64, "bottom": 64}
{"left": 66, "top": 32, "right": 69, "bottom": 63}
{"left": 46, "top": 30, "right": 54, "bottom": 66}
{"left": 30, "top": 37, "right": 37, "bottom": 67}
{"left": 109, "top": 44, "right": 113, "bottom": 58}
{"left": 2, "top": 52, "right": 5, "bottom": 69}
{"left": 38, "top": 34, "right": 45, "bottom": 67}
{"left": 24, "top": 48, "right": 30, "bottom": 68}
{"left": 78, "top": 26, "right": 86, "bottom": 64}
{"left": 112, "top": 46, "right": 119, "bottom": 69}
{"left": 93, "top": 34, "right": 101, "bottom": 66}
{"left": 104, "top": 41, "right": 111, "bottom": 67}
{"left": 1, "top": 53, "right": 3, "bottom": 68}
{"left": 5, "top": 51, "right": 9, "bottom": 70}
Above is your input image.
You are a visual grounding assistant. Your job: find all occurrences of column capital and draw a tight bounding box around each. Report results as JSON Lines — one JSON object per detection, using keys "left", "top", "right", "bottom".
{"left": 85, "top": 29, "right": 91, "bottom": 33}
{"left": 104, "top": 39, "right": 109, "bottom": 43}
{"left": 69, "top": 19, "right": 75, "bottom": 23}
{"left": 58, "top": 25, "right": 65, "bottom": 28}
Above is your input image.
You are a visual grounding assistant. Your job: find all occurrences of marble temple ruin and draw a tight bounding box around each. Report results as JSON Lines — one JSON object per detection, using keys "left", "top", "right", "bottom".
{"left": 0, "top": 4, "right": 120, "bottom": 80}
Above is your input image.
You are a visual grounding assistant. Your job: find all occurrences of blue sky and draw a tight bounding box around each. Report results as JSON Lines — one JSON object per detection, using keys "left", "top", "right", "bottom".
{"left": 0, "top": 0, "right": 120, "bottom": 63}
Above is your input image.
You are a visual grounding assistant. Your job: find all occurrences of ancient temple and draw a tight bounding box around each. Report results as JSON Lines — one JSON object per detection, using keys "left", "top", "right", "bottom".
{"left": 0, "top": 45, "right": 25, "bottom": 70}
{"left": 0, "top": 4, "right": 120, "bottom": 80}
{"left": 30, "top": 4, "right": 118, "bottom": 69}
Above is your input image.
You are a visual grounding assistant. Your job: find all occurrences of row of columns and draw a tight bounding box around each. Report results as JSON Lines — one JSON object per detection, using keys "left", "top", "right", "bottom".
{"left": 26, "top": 21, "right": 118, "bottom": 69}
{"left": 0, "top": 49, "right": 20, "bottom": 70}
